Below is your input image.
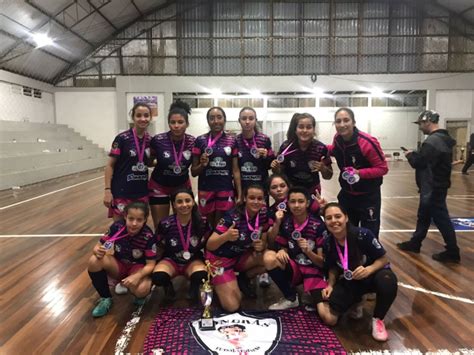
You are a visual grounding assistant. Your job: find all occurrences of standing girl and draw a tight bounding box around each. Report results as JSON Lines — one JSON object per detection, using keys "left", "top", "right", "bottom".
{"left": 87, "top": 201, "right": 156, "bottom": 317}
{"left": 205, "top": 184, "right": 269, "bottom": 312}
{"left": 236, "top": 107, "right": 275, "bottom": 191}
{"left": 263, "top": 187, "right": 327, "bottom": 314}
{"left": 104, "top": 102, "right": 152, "bottom": 220}
{"left": 328, "top": 108, "right": 388, "bottom": 239}
{"left": 151, "top": 189, "right": 210, "bottom": 302}
{"left": 149, "top": 101, "right": 195, "bottom": 227}
{"left": 319, "top": 202, "right": 397, "bottom": 341}
{"left": 192, "top": 107, "right": 242, "bottom": 227}
{"left": 271, "top": 113, "right": 332, "bottom": 197}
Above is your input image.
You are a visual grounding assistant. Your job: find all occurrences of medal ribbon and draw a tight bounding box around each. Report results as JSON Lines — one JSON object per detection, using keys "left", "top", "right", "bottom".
{"left": 176, "top": 216, "right": 192, "bottom": 252}
{"left": 245, "top": 209, "right": 260, "bottom": 233}
{"left": 293, "top": 216, "right": 309, "bottom": 234}
{"left": 207, "top": 131, "right": 223, "bottom": 151}
{"left": 279, "top": 142, "right": 297, "bottom": 159}
{"left": 335, "top": 238, "right": 349, "bottom": 272}
{"left": 104, "top": 225, "right": 129, "bottom": 243}
{"left": 171, "top": 133, "right": 185, "bottom": 168}
{"left": 242, "top": 134, "right": 257, "bottom": 152}
{"left": 132, "top": 128, "right": 146, "bottom": 164}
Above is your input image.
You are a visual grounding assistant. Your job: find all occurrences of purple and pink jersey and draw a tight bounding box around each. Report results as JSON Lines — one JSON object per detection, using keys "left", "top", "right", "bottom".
{"left": 150, "top": 132, "right": 195, "bottom": 187}
{"left": 277, "top": 139, "right": 331, "bottom": 193}
{"left": 236, "top": 132, "right": 275, "bottom": 189}
{"left": 212, "top": 208, "right": 270, "bottom": 259}
{"left": 109, "top": 128, "right": 151, "bottom": 199}
{"left": 155, "top": 215, "right": 211, "bottom": 265}
{"left": 192, "top": 132, "right": 238, "bottom": 192}
{"left": 100, "top": 221, "right": 157, "bottom": 264}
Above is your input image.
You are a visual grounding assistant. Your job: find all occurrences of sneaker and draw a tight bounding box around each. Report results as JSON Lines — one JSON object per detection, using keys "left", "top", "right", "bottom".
{"left": 397, "top": 240, "right": 420, "bottom": 253}
{"left": 348, "top": 305, "right": 363, "bottom": 319}
{"left": 92, "top": 297, "right": 112, "bottom": 318}
{"left": 432, "top": 251, "right": 460, "bottom": 263}
{"left": 304, "top": 304, "right": 316, "bottom": 312}
{"left": 115, "top": 282, "right": 128, "bottom": 295}
{"left": 237, "top": 273, "right": 257, "bottom": 299}
{"left": 269, "top": 297, "right": 299, "bottom": 310}
{"left": 371, "top": 317, "right": 388, "bottom": 341}
{"left": 258, "top": 273, "right": 271, "bottom": 288}
{"left": 133, "top": 297, "right": 146, "bottom": 306}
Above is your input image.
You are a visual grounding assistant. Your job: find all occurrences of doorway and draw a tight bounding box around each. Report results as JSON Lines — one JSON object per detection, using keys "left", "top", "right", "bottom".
{"left": 446, "top": 120, "right": 469, "bottom": 161}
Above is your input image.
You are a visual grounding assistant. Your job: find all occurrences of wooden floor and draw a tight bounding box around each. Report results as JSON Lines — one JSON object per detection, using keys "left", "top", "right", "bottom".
{"left": 1, "top": 162, "right": 473, "bottom": 354}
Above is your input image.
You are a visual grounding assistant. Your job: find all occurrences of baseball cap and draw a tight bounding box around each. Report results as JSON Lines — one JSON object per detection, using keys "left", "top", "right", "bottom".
{"left": 413, "top": 110, "right": 439, "bottom": 124}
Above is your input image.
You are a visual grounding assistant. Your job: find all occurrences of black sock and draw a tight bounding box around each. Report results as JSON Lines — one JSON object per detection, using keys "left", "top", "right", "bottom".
{"left": 88, "top": 270, "right": 112, "bottom": 298}
{"left": 152, "top": 271, "right": 171, "bottom": 287}
{"left": 190, "top": 270, "right": 208, "bottom": 297}
{"left": 267, "top": 266, "right": 296, "bottom": 301}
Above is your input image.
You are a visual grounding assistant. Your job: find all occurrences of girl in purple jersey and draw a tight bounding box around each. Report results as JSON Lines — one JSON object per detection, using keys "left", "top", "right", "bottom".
{"left": 263, "top": 187, "right": 328, "bottom": 315}
{"left": 319, "top": 202, "right": 397, "bottom": 342}
{"left": 151, "top": 189, "right": 210, "bottom": 302}
{"left": 271, "top": 113, "right": 333, "bottom": 196}
{"left": 149, "top": 101, "right": 195, "bottom": 227}
{"left": 87, "top": 201, "right": 156, "bottom": 317}
{"left": 236, "top": 107, "right": 275, "bottom": 192}
{"left": 191, "top": 107, "right": 242, "bottom": 228}
{"left": 104, "top": 102, "right": 152, "bottom": 221}
{"left": 205, "top": 184, "right": 268, "bottom": 312}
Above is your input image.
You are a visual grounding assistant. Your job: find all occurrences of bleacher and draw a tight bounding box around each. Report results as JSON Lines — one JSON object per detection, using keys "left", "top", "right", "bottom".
{"left": 0, "top": 120, "right": 107, "bottom": 190}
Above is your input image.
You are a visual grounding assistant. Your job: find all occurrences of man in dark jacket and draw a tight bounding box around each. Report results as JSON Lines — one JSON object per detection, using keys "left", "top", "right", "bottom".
{"left": 397, "top": 110, "right": 460, "bottom": 263}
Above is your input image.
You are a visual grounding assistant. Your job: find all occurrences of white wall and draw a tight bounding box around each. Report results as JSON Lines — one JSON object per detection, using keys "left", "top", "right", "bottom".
{"left": 55, "top": 90, "right": 117, "bottom": 149}
{"left": 435, "top": 90, "right": 474, "bottom": 134}
{"left": 0, "top": 70, "right": 55, "bottom": 123}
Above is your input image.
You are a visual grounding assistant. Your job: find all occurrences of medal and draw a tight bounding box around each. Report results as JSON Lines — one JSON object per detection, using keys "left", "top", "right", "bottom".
{"left": 205, "top": 147, "right": 213, "bottom": 156}
{"left": 292, "top": 216, "right": 309, "bottom": 240}
{"left": 103, "top": 241, "right": 114, "bottom": 250}
{"left": 291, "top": 230, "right": 301, "bottom": 240}
{"left": 250, "top": 231, "right": 260, "bottom": 241}
{"left": 182, "top": 251, "right": 191, "bottom": 260}
{"left": 342, "top": 167, "right": 360, "bottom": 185}
{"left": 276, "top": 142, "right": 297, "bottom": 163}
{"left": 136, "top": 161, "right": 146, "bottom": 172}
{"left": 276, "top": 154, "right": 285, "bottom": 163}
{"left": 242, "top": 134, "right": 259, "bottom": 158}
{"left": 176, "top": 216, "right": 192, "bottom": 263}
{"left": 250, "top": 147, "right": 258, "bottom": 157}
{"left": 205, "top": 131, "right": 222, "bottom": 156}
{"left": 335, "top": 238, "right": 352, "bottom": 281}
{"left": 173, "top": 165, "right": 182, "bottom": 174}
{"left": 277, "top": 201, "right": 287, "bottom": 211}
{"left": 132, "top": 128, "right": 147, "bottom": 173}
{"left": 103, "top": 225, "right": 128, "bottom": 251}
{"left": 344, "top": 269, "right": 353, "bottom": 281}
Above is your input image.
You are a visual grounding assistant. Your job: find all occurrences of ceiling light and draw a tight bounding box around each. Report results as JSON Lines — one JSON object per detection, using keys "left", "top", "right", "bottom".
{"left": 31, "top": 33, "right": 54, "bottom": 48}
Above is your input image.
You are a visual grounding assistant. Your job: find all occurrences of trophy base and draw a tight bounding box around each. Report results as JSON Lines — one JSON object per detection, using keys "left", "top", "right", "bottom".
{"left": 199, "top": 318, "right": 215, "bottom": 331}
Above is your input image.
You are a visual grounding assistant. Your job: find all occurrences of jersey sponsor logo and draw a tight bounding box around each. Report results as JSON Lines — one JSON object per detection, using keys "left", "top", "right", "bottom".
{"left": 210, "top": 157, "right": 226, "bottom": 168}
{"left": 163, "top": 151, "right": 171, "bottom": 158}
{"left": 241, "top": 162, "right": 258, "bottom": 173}
{"left": 130, "top": 149, "right": 137, "bottom": 157}
{"left": 132, "top": 249, "right": 143, "bottom": 259}
{"left": 190, "top": 312, "right": 281, "bottom": 355}
{"left": 170, "top": 238, "right": 178, "bottom": 247}
{"left": 224, "top": 146, "right": 232, "bottom": 156}
{"left": 127, "top": 173, "right": 148, "bottom": 181}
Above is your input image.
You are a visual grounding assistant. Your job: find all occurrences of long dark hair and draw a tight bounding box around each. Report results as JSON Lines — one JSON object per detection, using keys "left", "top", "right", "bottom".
{"left": 322, "top": 202, "right": 362, "bottom": 270}
{"left": 124, "top": 201, "right": 149, "bottom": 218}
{"left": 286, "top": 112, "right": 316, "bottom": 143}
{"left": 170, "top": 188, "right": 203, "bottom": 232}
{"left": 239, "top": 106, "right": 260, "bottom": 133}
{"left": 129, "top": 102, "right": 152, "bottom": 119}
{"left": 235, "top": 183, "right": 266, "bottom": 215}
{"left": 266, "top": 173, "right": 292, "bottom": 193}
{"left": 334, "top": 107, "right": 356, "bottom": 124}
{"left": 168, "top": 100, "right": 191, "bottom": 125}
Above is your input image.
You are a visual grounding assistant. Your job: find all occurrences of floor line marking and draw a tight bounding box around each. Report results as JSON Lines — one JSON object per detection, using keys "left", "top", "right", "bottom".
{"left": 1, "top": 229, "right": 473, "bottom": 238}
{"left": 398, "top": 282, "right": 474, "bottom": 304}
{"left": 0, "top": 176, "right": 102, "bottom": 210}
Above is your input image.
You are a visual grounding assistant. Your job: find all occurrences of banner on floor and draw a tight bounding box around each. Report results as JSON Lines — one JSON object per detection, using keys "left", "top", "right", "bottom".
{"left": 451, "top": 217, "right": 474, "bottom": 231}
{"left": 143, "top": 307, "right": 346, "bottom": 354}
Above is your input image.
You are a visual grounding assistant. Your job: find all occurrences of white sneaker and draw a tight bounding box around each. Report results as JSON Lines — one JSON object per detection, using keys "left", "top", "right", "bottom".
{"left": 269, "top": 297, "right": 299, "bottom": 310}
{"left": 258, "top": 273, "right": 271, "bottom": 288}
{"left": 115, "top": 282, "right": 128, "bottom": 295}
{"left": 372, "top": 317, "right": 388, "bottom": 341}
{"left": 348, "top": 305, "right": 363, "bottom": 319}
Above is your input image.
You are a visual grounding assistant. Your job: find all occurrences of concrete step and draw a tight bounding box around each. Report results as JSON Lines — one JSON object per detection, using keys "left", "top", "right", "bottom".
{"left": 0, "top": 141, "right": 102, "bottom": 157}
{"left": 0, "top": 120, "right": 69, "bottom": 132}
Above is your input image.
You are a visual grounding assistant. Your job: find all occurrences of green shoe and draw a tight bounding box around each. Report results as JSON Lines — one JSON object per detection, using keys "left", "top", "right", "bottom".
{"left": 92, "top": 297, "right": 112, "bottom": 317}
{"left": 133, "top": 297, "right": 146, "bottom": 306}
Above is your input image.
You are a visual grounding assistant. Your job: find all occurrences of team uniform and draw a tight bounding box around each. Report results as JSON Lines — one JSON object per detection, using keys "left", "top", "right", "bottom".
{"left": 323, "top": 226, "right": 397, "bottom": 318}
{"left": 193, "top": 132, "right": 238, "bottom": 215}
{"left": 236, "top": 132, "right": 274, "bottom": 190}
{"left": 155, "top": 215, "right": 211, "bottom": 275}
{"left": 149, "top": 132, "right": 195, "bottom": 204}
{"left": 99, "top": 220, "right": 157, "bottom": 279}
{"left": 206, "top": 208, "right": 269, "bottom": 285}
{"left": 329, "top": 128, "right": 388, "bottom": 238}
{"left": 108, "top": 128, "right": 151, "bottom": 217}
{"left": 277, "top": 139, "right": 331, "bottom": 195}
{"left": 274, "top": 214, "right": 327, "bottom": 293}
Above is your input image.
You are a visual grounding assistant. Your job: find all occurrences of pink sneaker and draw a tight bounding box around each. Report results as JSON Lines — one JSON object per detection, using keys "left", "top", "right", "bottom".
{"left": 372, "top": 318, "right": 388, "bottom": 341}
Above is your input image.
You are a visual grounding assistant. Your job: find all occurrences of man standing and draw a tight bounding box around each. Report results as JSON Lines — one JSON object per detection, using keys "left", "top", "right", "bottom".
{"left": 397, "top": 110, "right": 460, "bottom": 263}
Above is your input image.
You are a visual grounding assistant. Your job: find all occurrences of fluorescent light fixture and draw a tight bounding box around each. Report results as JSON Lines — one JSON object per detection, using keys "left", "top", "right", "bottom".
{"left": 250, "top": 90, "right": 262, "bottom": 97}
{"left": 370, "top": 88, "right": 386, "bottom": 97}
{"left": 211, "top": 89, "right": 221, "bottom": 97}
{"left": 31, "top": 33, "right": 54, "bottom": 48}
{"left": 311, "top": 88, "right": 323, "bottom": 96}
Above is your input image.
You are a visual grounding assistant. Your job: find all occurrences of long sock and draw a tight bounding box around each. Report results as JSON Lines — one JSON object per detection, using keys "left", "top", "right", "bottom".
{"left": 190, "top": 270, "right": 208, "bottom": 298}
{"left": 151, "top": 271, "right": 171, "bottom": 287}
{"left": 88, "top": 270, "right": 112, "bottom": 298}
{"left": 267, "top": 266, "right": 296, "bottom": 301}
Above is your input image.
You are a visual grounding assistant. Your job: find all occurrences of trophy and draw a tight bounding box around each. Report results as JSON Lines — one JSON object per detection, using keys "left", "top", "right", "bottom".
{"left": 199, "top": 260, "right": 222, "bottom": 331}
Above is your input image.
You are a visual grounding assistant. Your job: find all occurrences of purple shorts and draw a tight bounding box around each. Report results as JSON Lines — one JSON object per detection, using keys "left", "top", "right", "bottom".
{"left": 148, "top": 179, "right": 192, "bottom": 200}
{"left": 116, "top": 260, "right": 144, "bottom": 280}
{"left": 108, "top": 196, "right": 149, "bottom": 218}
{"left": 288, "top": 258, "right": 327, "bottom": 293}
{"left": 160, "top": 257, "right": 194, "bottom": 277}
{"left": 198, "top": 190, "right": 235, "bottom": 215}
{"left": 205, "top": 250, "right": 253, "bottom": 286}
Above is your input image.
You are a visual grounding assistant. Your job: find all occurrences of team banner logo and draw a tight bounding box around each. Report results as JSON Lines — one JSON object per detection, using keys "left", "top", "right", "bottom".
{"left": 190, "top": 312, "right": 281, "bottom": 354}
{"left": 451, "top": 217, "right": 474, "bottom": 231}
